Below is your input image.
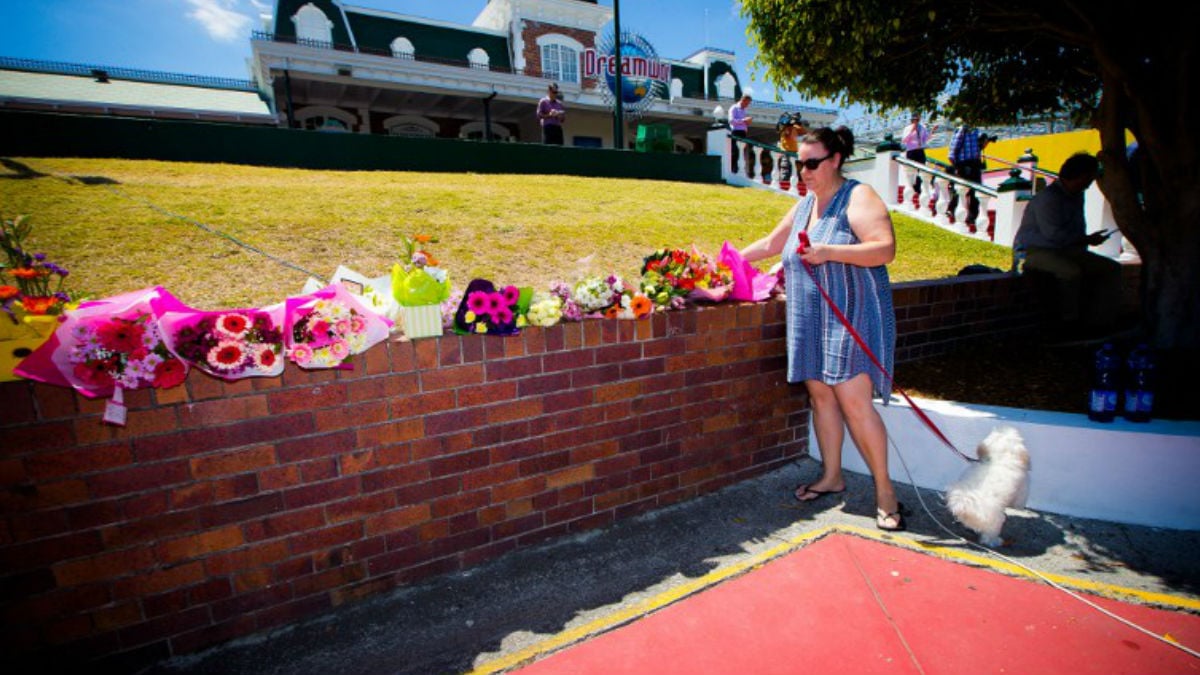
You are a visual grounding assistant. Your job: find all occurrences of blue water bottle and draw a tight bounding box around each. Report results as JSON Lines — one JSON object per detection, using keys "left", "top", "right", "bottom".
{"left": 1088, "top": 343, "right": 1119, "bottom": 423}
{"left": 1123, "top": 343, "right": 1155, "bottom": 423}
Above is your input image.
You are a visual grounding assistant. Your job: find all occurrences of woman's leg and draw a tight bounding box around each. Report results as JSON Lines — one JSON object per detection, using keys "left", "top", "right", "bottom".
{"left": 831, "top": 373, "right": 899, "bottom": 517}
{"left": 802, "top": 379, "right": 847, "bottom": 493}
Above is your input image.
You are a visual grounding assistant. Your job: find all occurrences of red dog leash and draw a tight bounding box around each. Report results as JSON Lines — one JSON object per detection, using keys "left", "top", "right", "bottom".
{"left": 797, "top": 231, "right": 978, "bottom": 463}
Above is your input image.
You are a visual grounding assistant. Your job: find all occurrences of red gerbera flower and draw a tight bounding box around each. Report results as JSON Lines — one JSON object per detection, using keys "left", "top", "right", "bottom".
{"left": 217, "top": 313, "right": 249, "bottom": 338}
{"left": 153, "top": 359, "right": 187, "bottom": 389}
{"left": 97, "top": 319, "right": 146, "bottom": 353}
{"left": 208, "top": 341, "right": 246, "bottom": 371}
{"left": 0, "top": 285, "right": 18, "bottom": 301}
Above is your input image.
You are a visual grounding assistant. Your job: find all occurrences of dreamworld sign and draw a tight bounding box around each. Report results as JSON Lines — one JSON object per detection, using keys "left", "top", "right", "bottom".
{"left": 582, "top": 29, "right": 671, "bottom": 115}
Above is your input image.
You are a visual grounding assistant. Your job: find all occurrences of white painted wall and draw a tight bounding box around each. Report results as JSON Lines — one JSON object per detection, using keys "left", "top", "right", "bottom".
{"left": 812, "top": 397, "right": 1200, "bottom": 531}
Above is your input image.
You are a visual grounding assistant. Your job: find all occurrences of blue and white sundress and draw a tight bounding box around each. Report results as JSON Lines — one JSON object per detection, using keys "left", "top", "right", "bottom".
{"left": 782, "top": 178, "right": 896, "bottom": 399}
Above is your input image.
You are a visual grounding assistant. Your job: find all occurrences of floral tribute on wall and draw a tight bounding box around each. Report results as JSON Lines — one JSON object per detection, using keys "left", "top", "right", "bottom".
{"left": 285, "top": 284, "right": 391, "bottom": 369}
{"left": 393, "top": 234, "right": 452, "bottom": 339}
{"left": 453, "top": 279, "right": 531, "bottom": 336}
{"left": 11, "top": 229, "right": 781, "bottom": 425}
{"left": 640, "top": 247, "right": 734, "bottom": 307}
{"left": 1, "top": 214, "right": 74, "bottom": 321}
{"left": 68, "top": 311, "right": 187, "bottom": 391}
{"left": 14, "top": 287, "right": 191, "bottom": 424}
{"left": 160, "top": 306, "right": 286, "bottom": 380}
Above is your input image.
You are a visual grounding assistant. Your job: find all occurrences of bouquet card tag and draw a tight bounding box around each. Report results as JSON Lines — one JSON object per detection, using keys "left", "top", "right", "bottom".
{"left": 103, "top": 386, "right": 128, "bottom": 426}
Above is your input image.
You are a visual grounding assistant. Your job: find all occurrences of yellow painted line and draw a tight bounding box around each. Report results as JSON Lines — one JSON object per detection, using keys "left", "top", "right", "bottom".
{"left": 834, "top": 524, "right": 1200, "bottom": 612}
{"left": 466, "top": 526, "right": 838, "bottom": 675}
{"left": 467, "top": 525, "right": 1200, "bottom": 674}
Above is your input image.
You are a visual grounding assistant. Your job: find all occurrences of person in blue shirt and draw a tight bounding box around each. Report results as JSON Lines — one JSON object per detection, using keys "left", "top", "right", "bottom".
{"left": 947, "top": 122, "right": 983, "bottom": 223}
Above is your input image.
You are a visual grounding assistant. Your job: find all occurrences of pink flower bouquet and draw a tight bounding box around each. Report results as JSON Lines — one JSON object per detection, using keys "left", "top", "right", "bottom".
{"left": 161, "top": 305, "right": 286, "bottom": 380}
{"left": 15, "top": 287, "right": 191, "bottom": 400}
{"left": 285, "top": 284, "right": 391, "bottom": 369}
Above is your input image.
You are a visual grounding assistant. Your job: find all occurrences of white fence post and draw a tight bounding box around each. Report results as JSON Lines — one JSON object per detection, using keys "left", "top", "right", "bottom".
{"left": 874, "top": 135, "right": 902, "bottom": 206}
{"left": 993, "top": 169, "right": 1033, "bottom": 247}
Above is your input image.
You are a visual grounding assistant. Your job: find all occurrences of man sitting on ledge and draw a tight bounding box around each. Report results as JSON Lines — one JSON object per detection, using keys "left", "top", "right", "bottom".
{"left": 1014, "top": 153, "right": 1122, "bottom": 337}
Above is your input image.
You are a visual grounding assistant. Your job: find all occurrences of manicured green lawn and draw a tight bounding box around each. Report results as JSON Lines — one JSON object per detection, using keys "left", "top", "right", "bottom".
{"left": 1, "top": 157, "right": 1013, "bottom": 308}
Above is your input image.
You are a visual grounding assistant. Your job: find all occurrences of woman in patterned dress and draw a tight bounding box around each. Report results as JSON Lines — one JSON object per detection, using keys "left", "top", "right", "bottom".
{"left": 739, "top": 126, "right": 904, "bottom": 531}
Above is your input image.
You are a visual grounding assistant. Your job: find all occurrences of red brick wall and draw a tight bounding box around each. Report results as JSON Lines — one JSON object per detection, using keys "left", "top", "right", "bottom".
{"left": 0, "top": 300, "right": 806, "bottom": 670}
{"left": 0, "top": 269, "right": 1138, "bottom": 669}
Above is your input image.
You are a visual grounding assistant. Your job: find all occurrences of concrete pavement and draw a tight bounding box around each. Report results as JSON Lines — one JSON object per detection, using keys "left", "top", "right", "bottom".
{"left": 141, "top": 456, "right": 1200, "bottom": 675}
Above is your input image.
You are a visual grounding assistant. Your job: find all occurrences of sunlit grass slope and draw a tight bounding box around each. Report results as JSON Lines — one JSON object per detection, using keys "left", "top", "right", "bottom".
{"left": 0, "top": 157, "right": 1012, "bottom": 309}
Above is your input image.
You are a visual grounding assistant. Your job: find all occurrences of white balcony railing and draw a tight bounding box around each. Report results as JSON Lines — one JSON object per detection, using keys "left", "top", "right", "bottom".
{"left": 709, "top": 129, "right": 1133, "bottom": 263}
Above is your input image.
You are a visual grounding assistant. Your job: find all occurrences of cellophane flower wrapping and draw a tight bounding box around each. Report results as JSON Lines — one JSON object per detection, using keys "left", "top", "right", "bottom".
{"left": 14, "top": 286, "right": 191, "bottom": 399}
{"left": 160, "top": 305, "right": 286, "bottom": 380}
{"left": 719, "top": 241, "right": 777, "bottom": 302}
{"left": 392, "top": 264, "right": 451, "bottom": 307}
{"left": 285, "top": 284, "right": 392, "bottom": 368}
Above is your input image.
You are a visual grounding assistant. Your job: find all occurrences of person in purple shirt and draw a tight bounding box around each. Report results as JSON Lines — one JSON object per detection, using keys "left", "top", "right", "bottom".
{"left": 728, "top": 94, "right": 753, "bottom": 173}
{"left": 537, "top": 83, "right": 566, "bottom": 145}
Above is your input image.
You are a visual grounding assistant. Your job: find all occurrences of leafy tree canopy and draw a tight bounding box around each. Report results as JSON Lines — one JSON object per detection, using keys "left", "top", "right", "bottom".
{"left": 741, "top": 0, "right": 1163, "bottom": 127}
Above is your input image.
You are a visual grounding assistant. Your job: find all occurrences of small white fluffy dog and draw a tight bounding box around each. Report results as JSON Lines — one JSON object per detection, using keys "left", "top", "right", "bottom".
{"left": 946, "top": 426, "right": 1031, "bottom": 547}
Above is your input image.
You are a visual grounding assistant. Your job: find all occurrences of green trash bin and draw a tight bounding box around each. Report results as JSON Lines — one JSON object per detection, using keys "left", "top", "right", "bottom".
{"left": 635, "top": 124, "right": 673, "bottom": 153}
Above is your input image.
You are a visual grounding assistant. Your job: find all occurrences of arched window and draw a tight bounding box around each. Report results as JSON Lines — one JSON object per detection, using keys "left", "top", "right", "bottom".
{"left": 670, "top": 78, "right": 683, "bottom": 101}
{"left": 391, "top": 37, "right": 415, "bottom": 59}
{"left": 293, "top": 3, "right": 333, "bottom": 45}
{"left": 295, "top": 105, "right": 356, "bottom": 132}
{"left": 716, "top": 73, "right": 737, "bottom": 100}
{"left": 383, "top": 115, "right": 440, "bottom": 138}
{"left": 459, "top": 121, "right": 511, "bottom": 141}
{"left": 536, "top": 34, "right": 582, "bottom": 84}
{"left": 467, "top": 48, "right": 490, "bottom": 70}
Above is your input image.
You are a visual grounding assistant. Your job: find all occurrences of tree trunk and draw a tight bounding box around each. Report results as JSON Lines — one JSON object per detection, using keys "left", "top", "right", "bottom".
{"left": 1140, "top": 202, "right": 1200, "bottom": 351}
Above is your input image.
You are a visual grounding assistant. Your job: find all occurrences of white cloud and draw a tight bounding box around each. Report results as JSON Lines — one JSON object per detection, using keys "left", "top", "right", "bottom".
{"left": 185, "top": 0, "right": 253, "bottom": 42}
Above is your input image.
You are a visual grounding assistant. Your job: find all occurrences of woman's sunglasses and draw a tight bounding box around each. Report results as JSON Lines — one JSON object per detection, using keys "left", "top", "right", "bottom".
{"left": 797, "top": 154, "right": 832, "bottom": 171}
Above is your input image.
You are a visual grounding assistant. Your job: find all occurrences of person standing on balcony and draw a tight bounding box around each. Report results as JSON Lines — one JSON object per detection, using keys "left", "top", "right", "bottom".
{"left": 1014, "top": 153, "right": 1121, "bottom": 335}
{"left": 777, "top": 115, "right": 806, "bottom": 191}
{"left": 728, "top": 93, "right": 753, "bottom": 173}
{"left": 947, "top": 121, "right": 983, "bottom": 223}
{"left": 537, "top": 83, "right": 566, "bottom": 145}
{"left": 738, "top": 126, "right": 905, "bottom": 532}
{"left": 900, "top": 113, "right": 933, "bottom": 197}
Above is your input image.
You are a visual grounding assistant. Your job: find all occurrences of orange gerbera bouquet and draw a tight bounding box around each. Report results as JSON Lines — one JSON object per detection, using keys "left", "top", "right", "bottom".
{"left": 1, "top": 214, "right": 75, "bottom": 321}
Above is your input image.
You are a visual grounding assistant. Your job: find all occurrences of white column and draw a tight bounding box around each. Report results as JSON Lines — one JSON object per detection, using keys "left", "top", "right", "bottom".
{"left": 768, "top": 149, "right": 782, "bottom": 190}
{"left": 875, "top": 151, "right": 899, "bottom": 207}
{"left": 953, "top": 183, "right": 973, "bottom": 233}
{"left": 708, "top": 128, "right": 731, "bottom": 181}
{"left": 933, "top": 177, "right": 951, "bottom": 227}
{"left": 974, "top": 196, "right": 994, "bottom": 240}
{"left": 899, "top": 165, "right": 916, "bottom": 210}
{"left": 752, "top": 146, "right": 766, "bottom": 183}
{"left": 993, "top": 191, "right": 1029, "bottom": 248}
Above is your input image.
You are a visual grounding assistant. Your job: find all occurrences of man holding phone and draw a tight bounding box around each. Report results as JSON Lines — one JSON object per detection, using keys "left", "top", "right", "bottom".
{"left": 1015, "top": 153, "right": 1122, "bottom": 335}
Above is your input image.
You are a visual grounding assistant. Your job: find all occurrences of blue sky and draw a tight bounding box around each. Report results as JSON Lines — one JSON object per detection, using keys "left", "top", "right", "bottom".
{"left": 0, "top": 0, "right": 834, "bottom": 109}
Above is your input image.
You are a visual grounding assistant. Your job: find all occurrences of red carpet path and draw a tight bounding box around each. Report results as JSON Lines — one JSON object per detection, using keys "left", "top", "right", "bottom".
{"left": 512, "top": 534, "right": 1200, "bottom": 674}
